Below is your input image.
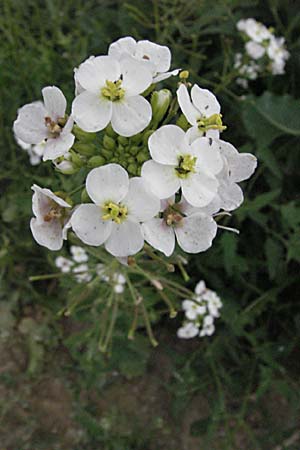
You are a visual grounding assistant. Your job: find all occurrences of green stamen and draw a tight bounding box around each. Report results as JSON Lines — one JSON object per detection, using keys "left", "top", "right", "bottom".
{"left": 102, "top": 201, "right": 128, "bottom": 224}
{"left": 175, "top": 154, "right": 197, "bottom": 179}
{"left": 197, "top": 113, "right": 227, "bottom": 133}
{"left": 101, "top": 80, "right": 125, "bottom": 102}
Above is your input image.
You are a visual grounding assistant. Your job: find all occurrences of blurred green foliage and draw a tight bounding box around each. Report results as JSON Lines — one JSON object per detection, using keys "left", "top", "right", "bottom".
{"left": 0, "top": 0, "right": 300, "bottom": 448}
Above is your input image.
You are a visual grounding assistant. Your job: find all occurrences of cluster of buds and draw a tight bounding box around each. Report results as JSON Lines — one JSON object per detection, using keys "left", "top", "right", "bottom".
{"left": 235, "top": 18, "right": 289, "bottom": 88}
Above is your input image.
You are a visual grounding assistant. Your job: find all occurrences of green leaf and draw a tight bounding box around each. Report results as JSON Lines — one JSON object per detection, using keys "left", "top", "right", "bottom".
{"left": 265, "top": 238, "right": 284, "bottom": 280}
{"left": 287, "top": 233, "right": 300, "bottom": 263}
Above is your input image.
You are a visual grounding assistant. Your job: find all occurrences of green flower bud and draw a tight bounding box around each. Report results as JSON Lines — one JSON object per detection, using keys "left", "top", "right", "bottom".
{"left": 118, "top": 136, "right": 128, "bottom": 146}
{"left": 81, "top": 188, "right": 91, "bottom": 203}
{"left": 54, "top": 191, "right": 73, "bottom": 206}
{"left": 73, "top": 125, "right": 97, "bottom": 142}
{"left": 143, "top": 130, "right": 154, "bottom": 146}
{"left": 100, "top": 148, "right": 113, "bottom": 159}
{"left": 129, "top": 146, "right": 140, "bottom": 156}
{"left": 136, "top": 152, "right": 149, "bottom": 164}
{"left": 176, "top": 114, "right": 190, "bottom": 131}
{"left": 87, "top": 155, "right": 106, "bottom": 169}
{"left": 103, "top": 134, "right": 116, "bottom": 150}
{"left": 127, "top": 163, "right": 138, "bottom": 175}
{"left": 151, "top": 89, "right": 172, "bottom": 123}
{"left": 105, "top": 124, "right": 117, "bottom": 138}
{"left": 130, "top": 132, "right": 143, "bottom": 144}
{"left": 73, "top": 143, "right": 97, "bottom": 157}
{"left": 70, "top": 150, "right": 85, "bottom": 168}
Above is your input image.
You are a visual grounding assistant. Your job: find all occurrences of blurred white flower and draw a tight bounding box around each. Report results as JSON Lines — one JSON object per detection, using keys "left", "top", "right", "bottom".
{"left": 177, "top": 322, "right": 199, "bottom": 339}
{"left": 245, "top": 41, "right": 265, "bottom": 59}
{"left": 73, "top": 264, "right": 92, "bottom": 283}
{"left": 15, "top": 136, "right": 45, "bottom": 165}
{"left": 70, "top": 245, "right": 89, "bottom": 263}
{"left": 13, "top": 87, "right": 74, "bottom": 161}
{"left": 72, "top": 55, "right": 152, "bottom": 136}
{"left": 55, "top": 256, "right": 74, "bottom": 273}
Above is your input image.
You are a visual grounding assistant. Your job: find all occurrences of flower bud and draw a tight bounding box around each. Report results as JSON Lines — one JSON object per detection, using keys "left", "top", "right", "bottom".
{"left": 151, "top": 89, "right": 172, "bottom": 123}
{"left": 129, "top": 146, "right": 140, "bottom": 156}
{"left": 54, "top": 159, "right": 78, "bottom": 175}
{"left": 105, "top": 124, "right": 117, "bottom": 138}
{"left": 87, "top": 155, "right": 106, "bottom": 169}
{"left": 70, "top": 150, "right": 85, "bottom": 168}
{"left": 143, "top": 130, "right": 154, "bottom": 146}
{"left": 118, "top": 136, "right": 128, "bottom": 146}
{"left": 81, "top": 188, "right": 91, "bottom": 203}
{"left": 73, "top": 125, "right": 97, "bottom": 142}
{"left": 73, "top": 143, "right": 97, "bottom": 157}
{"left": 103, "top": 134, "right": 116, "bottom": 150}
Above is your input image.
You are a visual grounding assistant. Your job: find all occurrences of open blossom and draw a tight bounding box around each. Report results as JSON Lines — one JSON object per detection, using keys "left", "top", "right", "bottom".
{"left": 108, "top": 36, "right": 179, "bottom": 83}
{"left": 55, "top": 256, "right": 74, "bottom": 273}
{"left": 267, "top": 36, "right": 290, "bottom": 74}
{"left": 72, "top": 55, "right": 153, "bottom": 136}
{"left": 245, "top": 41, "right": 265, "bottom": 59}
{"left": 237, "top": 18, "right": 271, "bottom": 43}
{"left": 71, "top": 164, "right": 160, "bottom": 257}
{"left": 141, "top": 124, "right": 223, "bottom": 207}
{"left": 70, "top": 245, "right": 89, "bottom": 263}
{"left": 30, "top": 185, "right": 72, "bottom": 251}
{"left": 177, "top": 322, "right": 199, "bottom": 339}
{"left": 13, "top": 87, "right": 74, "bottom": 161}
{"left": 142, "top": 197, "right": 218, "bottom": 256}
{"left": 177, "top": 84, "right": 226, "bottom": 141}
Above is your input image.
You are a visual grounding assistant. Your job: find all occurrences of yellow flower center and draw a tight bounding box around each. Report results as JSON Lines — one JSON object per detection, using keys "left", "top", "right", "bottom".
{"left": 175, "top": 154, "right": 197, "bottom": 179}
{"left": 101, "top": 80, "right": 125, "bottom": 102}
{"left": 102, "top": 201, "right": 128, "bottom": 224}
{"left": 197, "top": 113, "right": 227, "bottom": 133}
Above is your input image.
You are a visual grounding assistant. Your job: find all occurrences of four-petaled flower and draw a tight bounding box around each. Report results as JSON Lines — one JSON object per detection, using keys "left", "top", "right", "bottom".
{"left": 70, "top": 164, "right": 160, "bottom": 257}
{"left": 72, "top": 55, "right": 153, "bottom": 136}
{"left": 142, "top": 124, "right": 223, "bottom": 207}
{"left": 13, "top": 87, "right": 74, "bottom": 161}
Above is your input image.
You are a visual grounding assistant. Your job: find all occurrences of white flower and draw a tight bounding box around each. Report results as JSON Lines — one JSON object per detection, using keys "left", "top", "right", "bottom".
{"left": 204, "top": 291, "right": 222, "bottom": 318}
{"left": 73, "top": 264, "right": 92, "bottom": 283}
{"left": 245, "top": 41, "right": 265, "bottom": 59}
{"left": 236, "top": 78, "right": 249, "bottom": 89}
{"left": 114, "top": 283, "right": 125, "bottom": 294}
{"left": 217, "top": 139, "right": 257, "bottom": 211}
{"left": 71, "top": 55, "right": 153, "bottom": 136}
{"left": 177, "top": 322, "right": 199, "bottom": 339}
{"left": 238, "top": 18, "right": 271, "bottom": 43}
{"left": 108, "top": 36, "right": 179, "bottom": 83}
{"left": 182, "top": 299, "right": 206, "bottom": 320}
{"left": 113, "top": 273, "right": 126, "bottom": 285}
{"left": 141, "top": 124, "right": 223, "bottom": 207}
{"left": 30, "top": 184, "right": 72, "bottom": 251}
{"left": 267, "top": 36, "right": 289, "bottom": 75}
{"left": 199, "top": 322, "right": 215, "bottom": 337}
{"left": 13, "top": 87, "right": 75, "bottom": 161}
{"left": 177, "top": 84, "right": 225, "bottom": 141}
{"left": 71, "top": 164, "right": 160, "bottom": 257}
{"left": 55, "top": 256, "right": 74, "bottom": 273}
{"left": 70, "top": 245, "right": 89, "bottom": 263}
{"left": 195, "top": 280, "right": 206, "bottom": 295}
{"left": 142, "top": 197, "right": 218, "bottom": 256}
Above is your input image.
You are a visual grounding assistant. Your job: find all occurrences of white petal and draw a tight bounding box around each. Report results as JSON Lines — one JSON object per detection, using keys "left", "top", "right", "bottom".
{"left": 105, "top": 220, "right": 144, "bottom": 257}
{"left": 72, "top": 91, "right": 112, "bottom": 132}
{"left": 219, "top": 140, "right": 257, "bottom": 182}
{"left": 32, "top": 184, "right": 71, "bottom": 218}
{"left": 120, "top": 56, "right": 152, "bottom": 96}
{"left": 153, "top": 69, "right": 180, "bottom": 83}
{"left": 177, "top": 322, "right": 199, "bottom": 339}
{"left": 191, "top": 84, "right": 220, "bottom": 116}
{"left": 30, "top": 218, "right": 63, "bottom": 251}
{"left": 181, "top": 172, "right": 219, "bottom": 207}
{"left": 177, "top": 84, "right": 199, "bottom": 125}
{"left": 108, "top": 36, "right": 137, "bottom": 60}
{"left": 13, "top": 102, "right": 48, "bottom": 144}
{"left": 142, "top": 218, "right": 175, "bottom": 257}
{"left": 186, "top": 126, "right": 204, "bottom": 144}
{"left": 218, "top": 181, "right": 244, "bottom": 211}
{"left": 192, "top": 137, "right": 223, "bottom": 175}
{"left": 62, "top": 116, "right": 74, "bottom": 134}
{"left": 75, "top": 55, "right": 121, "bottom": 93}
{"left": 42, "top": 86, "right": 66, "bottom": 120}
{"left": 175, "top": 213, "right": 217, "bottom": 253}
{"left": 124, "top": 177, "right": 160, "bottom": 222}
{"left": 180, "top": 195, "right": 221, "bottom": 216}
{"left": 71, "top": 204, "right": 112, "bottom": 246}
{"left": 141, "top": 160, "right": 180, "bottom": 199}
{"left": 148, "top": 124, "right": 188, "bottom": 165}
{"left": 111, "top": 95, "right": 151, "bottom": 137}
{"left": 43, "top": 133, "right": 75, "bottom": 161}
{"left": 135, "top": 40, "right": 171, "bottom": 73}
{"left": 86, "top": 164, "right": 129, "bottom": 206}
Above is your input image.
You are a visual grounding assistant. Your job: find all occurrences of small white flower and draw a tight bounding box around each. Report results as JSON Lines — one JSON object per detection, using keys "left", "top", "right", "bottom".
{"left": 114, "top": 283, "right": 125, "bottom": 294}
{"left": 245, "top": 41, "right": 265, "bottom": 59}
{"left": 13, "top": 87, "right": 74, "bottom": 161}
{"left": 182, "top": 299, "right": 206, "bottom": 320}
{"left": 142, "top": 196, "right": 218, "bottom": 256}
{"left": 70, "top": 245, "right": 89, "bottom": 263}
{"left": 199, "top": 323, "right": 215, "bottom": 337}
{"left": 238, "top": 18, "right": 271, "bottom": 43}
{"left": 177, "top": 322, "right": 199, "bottom": 339}
{"left": 96, "top": 263, "right": 109, "bottom": 281}
{"left": 113, "top": 273, "right": 126, "bottom": 285}
{"left": 72, "top": 55, "right": 153, "bottom": 136}
{"left": 204, "top": 291, "right": 222, "bottom": 318}
{"left": 30, "top": 184, "right": 72, "bottom": 251}
{"left": 71, "top": 164, "right": 160, "bottom": 257}
{"left": 203, "top": 314, "right": 214, "bottom": 327}
{"left": 142, "top": 124, "right": 223, "bottom": 207}
{"left": 108, "top": 36, "right": 179, "bottom": 83}
{"left": 267, "top": 36, "right": 289, "bottom": 74}
{"left": 73, "top": 263, "right": 92, "bottom": 283}
{"left": 55, "top": 256, "right": 74, "bottom": 273}
{"left": 177, "top": 84, "right": 225, "bottom": 141}
{"left": 195, "top": 280, "right": 206, "bottom": 295}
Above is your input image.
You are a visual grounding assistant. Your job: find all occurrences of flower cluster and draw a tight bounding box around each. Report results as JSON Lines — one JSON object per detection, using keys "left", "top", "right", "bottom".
{"left": 14, "top": 36, "right": 257, "bottom": 260}
{"left": 235, "top": 18, "right": 289, "bottom": 87}
{"left": 177, "top": 280, "right": 222, "bottom": 339}
{"left": 55, "top": 245, "right": 127, "bottom": 292}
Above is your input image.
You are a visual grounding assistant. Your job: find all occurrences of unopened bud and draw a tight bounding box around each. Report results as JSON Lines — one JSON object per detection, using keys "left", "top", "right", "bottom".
{"left": 143, "top": 130, "right": 154, "bottom": 146}
{"left": 70, "top": 150, "right": 85, "bottom": 168}
{"left": 81, "top": 188, "right": 91, "bottom": 203}
{"left": 87, "top": 155, "right": 106, "bottom": 168}
{"left": 54, "top": 159, "right": 78, "bottom": 175}
{"left": 73, "top": 125, "right": 97, "bottom": 142}
{"left": 118, "top": 135, "right": 128, "bottom": 146}
{"left": 151, "top": 89, "right": 172, "bottom": 123}
{"left": 103, "top": 134, "right": 115, "bottom": 150}
{"left": 73, "top": 142, "right": 97, "bottom": 157}
{"left": 179, "top": 70, "right": 189, "bottom": 79}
